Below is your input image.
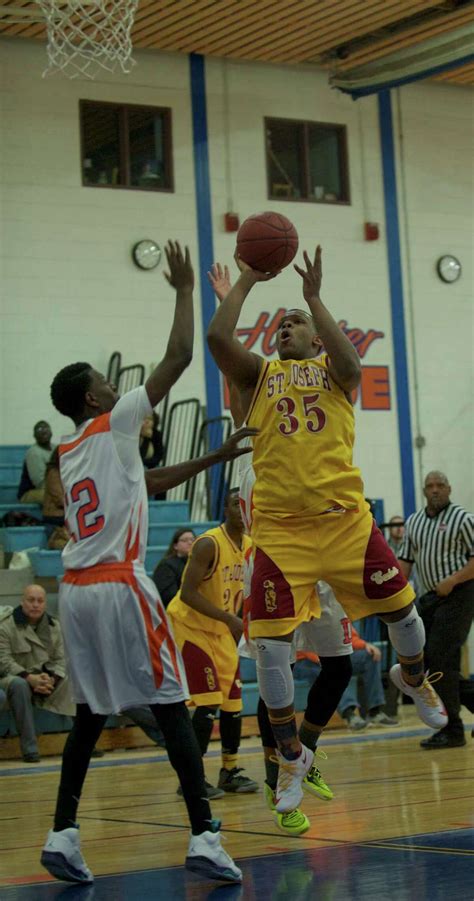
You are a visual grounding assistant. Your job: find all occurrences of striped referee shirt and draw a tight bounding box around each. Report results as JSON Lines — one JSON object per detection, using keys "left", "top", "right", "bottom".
{"left": 398, "top": 503, "right": 474, "bottom": 593}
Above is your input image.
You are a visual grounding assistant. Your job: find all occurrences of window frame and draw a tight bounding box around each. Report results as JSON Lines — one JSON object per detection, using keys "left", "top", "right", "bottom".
{"left": 79, "top": 99, "right": 174, "bottom": 193}
{"left": 265, "top": 116, "right": 350, "bottom": 206}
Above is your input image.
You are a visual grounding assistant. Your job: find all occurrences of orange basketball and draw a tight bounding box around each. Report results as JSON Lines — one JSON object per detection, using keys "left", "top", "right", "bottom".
{"left": 236, "top": 211, "right": 299, "bottom": 273}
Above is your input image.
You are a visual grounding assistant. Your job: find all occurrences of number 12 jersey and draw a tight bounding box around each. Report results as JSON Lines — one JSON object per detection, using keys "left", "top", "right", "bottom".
{"left": 58, "top": 386, "right": 152, "bottom": 571}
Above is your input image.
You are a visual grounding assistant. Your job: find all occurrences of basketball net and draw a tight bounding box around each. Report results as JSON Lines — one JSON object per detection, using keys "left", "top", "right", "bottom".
{"left": 36, "top": 1, "right": 139, "bottom": 79}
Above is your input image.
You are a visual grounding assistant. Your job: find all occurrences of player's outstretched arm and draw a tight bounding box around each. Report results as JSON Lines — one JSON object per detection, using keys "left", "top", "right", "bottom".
{"left": 145, "top": 241, "right": 194, "bottom": 408}
{"left": 144, "top": 426, "right": 257, "bottom": 495}
{"left": 207, "top": 255, "right": 275, "bottom": 393}
{"left": 207, "top": 263, "right": 247, "bottom": 427}
{"left": 180, "top": 539, "right": 243, "bottom": 641}
{"left": 294, "top": 246, "right": 361, "bottom": 393}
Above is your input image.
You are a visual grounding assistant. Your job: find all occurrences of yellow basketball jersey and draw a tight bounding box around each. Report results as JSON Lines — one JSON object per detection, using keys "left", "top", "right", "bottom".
{"left": 246, "top": 355, "right": 364, "bottom": 517}
{"left": 167, "top": 525, "right": 252, "bottom": 636}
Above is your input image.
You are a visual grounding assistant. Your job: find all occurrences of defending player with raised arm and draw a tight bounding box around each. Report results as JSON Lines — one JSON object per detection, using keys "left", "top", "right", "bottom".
{"left": 41, "top": 242, "right": 243, "bottom": 887}
{"left": 144, "top": 426, "right": 258, "bottom": 496}
{"left": 207, "top": 246, "right": 446, "bottom": 817}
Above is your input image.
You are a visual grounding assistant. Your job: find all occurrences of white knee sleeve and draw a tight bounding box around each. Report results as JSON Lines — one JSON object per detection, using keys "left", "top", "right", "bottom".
{"left": 387, "top": 608, "right": 425, "bottom": 658}
{"left": 256, "top": 639, "right": 294, "bottom": 709}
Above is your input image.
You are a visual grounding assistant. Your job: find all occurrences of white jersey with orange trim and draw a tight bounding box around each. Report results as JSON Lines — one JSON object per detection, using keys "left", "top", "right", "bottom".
{"left": 238, "top": 435, "right": 254, "bottom": 535}
{"left": 59, "top": 387, "right": 151, "bottom": 571}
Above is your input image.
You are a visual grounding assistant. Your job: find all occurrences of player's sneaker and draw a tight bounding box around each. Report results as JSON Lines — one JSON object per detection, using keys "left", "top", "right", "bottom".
{"left": 302, "top": 750, "right": 333, "bottom": 801}
{"left": 368, "top": 711, "right": 399, "bottom": 727}
{"left": 264, "top": 781, "right": 310, "bottom": 836}
{"left": 218, "top": 766, "right": 259, "bottom": 793}
{"left": 185, "top": 820, "right": 242, "bottom": 883}
{"left": 177, "top": 779, "right": 225, "bottom": 800}
{"left": 344, "top": 709, "right": 367, "bottom": 730}
{"left": 274, "top": 744, "right": 313, "bottom": 813}
{"left": 390, "top": 665, "right": 448, "bottom": 730}
{"left": 41, "top": 827, "right": 93, "bottom": 884}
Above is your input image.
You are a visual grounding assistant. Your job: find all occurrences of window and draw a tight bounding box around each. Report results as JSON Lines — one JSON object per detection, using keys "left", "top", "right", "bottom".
{"left": 80, "top": 101, "right": 173, "bottom": 191}
{"left": 265, "top": 117, "right": 350, "bottom": 204}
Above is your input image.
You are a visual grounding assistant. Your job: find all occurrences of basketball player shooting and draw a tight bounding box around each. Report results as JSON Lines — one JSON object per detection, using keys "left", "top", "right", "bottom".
{"left": 41, "top": 241, "right": 242, "bottom": 886}
{"left": 207, "top": 244, "right": 447, "bottom": 814}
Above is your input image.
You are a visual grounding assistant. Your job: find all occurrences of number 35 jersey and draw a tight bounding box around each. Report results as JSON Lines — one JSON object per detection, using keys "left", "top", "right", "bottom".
{"left": 246, "top": 355, "right": 364, "bottom": 518}
{"left": 59, "top": 386, "right": 152, "bottom": 571}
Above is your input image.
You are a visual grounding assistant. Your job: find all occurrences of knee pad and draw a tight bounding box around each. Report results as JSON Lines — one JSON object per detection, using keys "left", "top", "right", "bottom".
{"left": 387, "top": 608, "right": 425, "bottom": 658}
{"left": 256, "top": 639, "right": 294, "bottom": 709}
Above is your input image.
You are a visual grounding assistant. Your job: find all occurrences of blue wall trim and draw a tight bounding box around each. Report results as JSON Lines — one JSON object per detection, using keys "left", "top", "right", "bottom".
{"left": 378, "top": 91, "right": 416, "bottom": 516}
{"left": 189, "top": 53, "right": 222, "bottom": 424}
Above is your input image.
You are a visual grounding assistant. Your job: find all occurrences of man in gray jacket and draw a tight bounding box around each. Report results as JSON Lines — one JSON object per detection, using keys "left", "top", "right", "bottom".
{"left": 0, "top": 585, "right": 74, "bottom": 762}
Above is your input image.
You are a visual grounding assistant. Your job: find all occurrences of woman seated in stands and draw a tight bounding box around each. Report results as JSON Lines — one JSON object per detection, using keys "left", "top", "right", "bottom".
{"left": 152, "top": 528, "right": 195, "bottom": 607}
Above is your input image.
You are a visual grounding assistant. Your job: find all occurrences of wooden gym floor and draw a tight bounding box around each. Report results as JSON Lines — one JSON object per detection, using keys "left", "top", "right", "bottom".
{"left": 0, "top": 710, "right": 472, "bottom": 900}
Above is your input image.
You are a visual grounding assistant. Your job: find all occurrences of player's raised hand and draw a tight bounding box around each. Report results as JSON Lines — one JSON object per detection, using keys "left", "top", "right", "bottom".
{"left": 234, "top": 250, "right": 280, "bottom": 283}
{"left": 164, "top": 241, "right": 194, "bottom": 291}
{"left": 294, "top": 245, "right": 322, "bottom": 302}
{"left": 208, "top": 262, "right": 232, "bottom": 303}
{"left": 215, "top": 426, "right": 259, "bottom": 461}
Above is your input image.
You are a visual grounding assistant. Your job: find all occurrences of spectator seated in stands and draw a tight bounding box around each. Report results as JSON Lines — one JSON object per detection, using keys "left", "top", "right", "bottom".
{"left": 0, "top": 585, "right": 74, "bottom": 762}
{"left": 152, "top": 528, "right": 196, "bottom": 607}
{"left": 140, "top": 412, "right": 165, "bottom": 499}
{"left": 42, "top": 448, "right": 69, "bottom": 550}
{"left": 18, "top": 421, "right": 55, "bottom": 504}
{"left": 387, "top": 515, "right": 405, "bottom": 555}
{"left": 337, "top": 627, "right": 399, "bottom": 730}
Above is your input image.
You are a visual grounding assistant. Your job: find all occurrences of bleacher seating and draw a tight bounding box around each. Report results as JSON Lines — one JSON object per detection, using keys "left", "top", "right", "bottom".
{"left": 0, "top": 464, "right": 22, "bottom": 484}
{"left": 0, "top": 444, "right": 271, "bottom": 752}
{"left": 0, "top": 485, "right": 21, "bottom": 504}
{"left": 0, "top": 503, "right": 42, "bottom": 521}
{"left": 1, "top": 527, "right": 48, "bottom": 553}
{"left": 0, "top": 445, "right": 29, "bottom": 465}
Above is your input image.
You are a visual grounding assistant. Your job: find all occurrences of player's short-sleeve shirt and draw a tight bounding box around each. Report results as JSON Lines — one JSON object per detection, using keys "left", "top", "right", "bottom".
{"left": 59, "top": 387, "right": 152, "bottom": 570}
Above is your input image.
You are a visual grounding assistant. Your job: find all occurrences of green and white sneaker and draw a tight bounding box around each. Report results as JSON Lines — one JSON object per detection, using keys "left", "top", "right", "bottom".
{"left": 263, "top": 781, "right": 310, "bottom": 836}
{"left": 302, "top": 750, "right": 333, "bottom": 801}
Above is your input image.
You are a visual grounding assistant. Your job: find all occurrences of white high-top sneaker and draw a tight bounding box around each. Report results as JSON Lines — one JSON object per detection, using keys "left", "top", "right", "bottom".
{"left": 41, "top": 827, "right": 93, "bottom": 884}
{"left": 390, "top": 665, "right": 448, "bottom": 730}
{"left": 186, "top": 825, "right": 242, "bottom": 883}
{"left": 274, "top": 744, "right": 313, "bottom": 813}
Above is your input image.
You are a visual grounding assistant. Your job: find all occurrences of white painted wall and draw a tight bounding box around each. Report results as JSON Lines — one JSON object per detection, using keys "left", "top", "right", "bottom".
{"left": 395, "top": 82, "right": 474, "bottom": 512}
{"left": 0, "top": 38, "right": 205, "bottom": 449}
{"left": 1, "top": 39, "right": 472, "bottom": 525}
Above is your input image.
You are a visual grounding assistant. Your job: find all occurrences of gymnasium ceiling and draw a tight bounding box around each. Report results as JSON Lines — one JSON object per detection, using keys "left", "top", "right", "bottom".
{"left": 0, "top": 0, "right": 473, "bottom": 86}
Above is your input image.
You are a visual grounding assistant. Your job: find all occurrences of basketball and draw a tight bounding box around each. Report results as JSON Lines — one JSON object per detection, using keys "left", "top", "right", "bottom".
{"left": 236, "top": 211, "right": 299, "bottom": 273}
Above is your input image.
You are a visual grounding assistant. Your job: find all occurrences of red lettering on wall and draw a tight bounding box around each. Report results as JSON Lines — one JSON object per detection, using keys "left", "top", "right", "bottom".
{"left": 351, "top": 366, "right": 391, "bottom": 410}
{"left": 223, "top": 310, "right": 391, "bottom": 412}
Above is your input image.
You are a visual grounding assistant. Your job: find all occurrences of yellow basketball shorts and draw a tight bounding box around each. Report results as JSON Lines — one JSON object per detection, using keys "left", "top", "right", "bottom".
{"left": 168, "top": 617, "right": 242, "bottom": 712}
{"left": 249, "top": 502, "right": 415, "bottom": 639}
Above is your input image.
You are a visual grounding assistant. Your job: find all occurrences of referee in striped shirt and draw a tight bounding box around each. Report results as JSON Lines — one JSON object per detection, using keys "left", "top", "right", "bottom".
{"left": 398, "top": 471, "right": 474, "bottom": 749}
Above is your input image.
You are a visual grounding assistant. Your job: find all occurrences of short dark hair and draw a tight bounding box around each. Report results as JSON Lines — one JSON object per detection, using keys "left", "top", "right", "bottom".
{"left": 224, "top": 487, "right": 240, "bottom": 508}
{"left": 50, "top": 362, "right": 92, "bottom": 420}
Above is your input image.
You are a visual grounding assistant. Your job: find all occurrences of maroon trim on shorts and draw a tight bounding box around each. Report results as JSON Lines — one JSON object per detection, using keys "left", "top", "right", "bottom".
{"left": 250, "top": 547, "right": 295, "bottom": 621}
{"left": 363, "top": 520, "right": 408, "bottom": 599}
{"left": 181, "top": 640, "right": 220, "bottom": 695}
{"left": 228, "top": 660, "right": 242, "bottom": 701}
